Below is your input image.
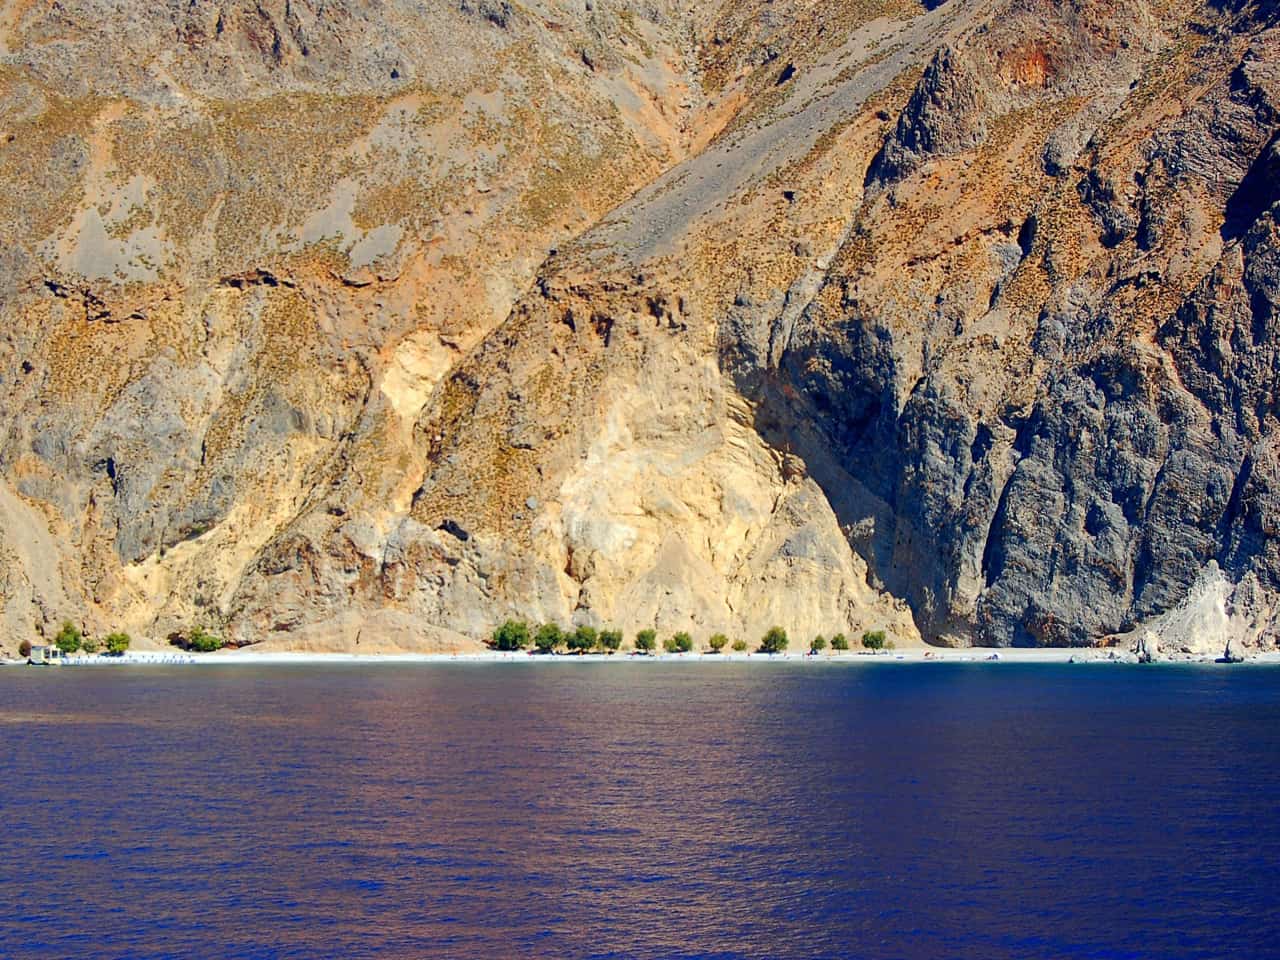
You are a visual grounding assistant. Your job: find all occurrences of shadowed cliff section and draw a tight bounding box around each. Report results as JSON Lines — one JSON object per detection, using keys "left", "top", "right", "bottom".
{"left": 725, "top": 0, "right": 1280, "bottom": 648}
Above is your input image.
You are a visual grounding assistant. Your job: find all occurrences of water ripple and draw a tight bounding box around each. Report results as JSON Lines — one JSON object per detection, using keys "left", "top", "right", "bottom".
{"left": 1, "top": 664, "right": 1278, "bottom": 959}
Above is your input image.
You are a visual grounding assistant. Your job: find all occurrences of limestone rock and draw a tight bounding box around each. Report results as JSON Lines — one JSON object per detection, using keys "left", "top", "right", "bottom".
{"left": 1136, "top": 632, "right": 1160, "bottom": 664}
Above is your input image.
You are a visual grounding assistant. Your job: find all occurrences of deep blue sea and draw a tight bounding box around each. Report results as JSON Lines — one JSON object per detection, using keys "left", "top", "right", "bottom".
{"left": 2, "top": 662, "right": 1279, "bottom": 960}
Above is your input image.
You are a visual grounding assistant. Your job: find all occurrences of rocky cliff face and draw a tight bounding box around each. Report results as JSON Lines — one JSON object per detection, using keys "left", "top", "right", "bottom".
{"left": 1, "top": 0, "right": 1277, "bottom": 653}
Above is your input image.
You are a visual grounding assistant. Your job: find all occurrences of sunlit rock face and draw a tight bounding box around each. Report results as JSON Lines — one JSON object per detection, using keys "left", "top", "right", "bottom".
{"left": 1, "top": 0, "right": 1278, "bottom": 653}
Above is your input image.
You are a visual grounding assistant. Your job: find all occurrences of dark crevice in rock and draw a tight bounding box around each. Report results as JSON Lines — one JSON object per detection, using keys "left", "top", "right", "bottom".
{"left": 979, "top": 471, "right": 1016, "bottom": 593}
{"left": 970, "top": 422, "right": 995, "bottom": 465}
{"left": 591, "top": 313, "right": 614, "bottom": 347}
{"left": 220, "top": 268, "right": 293, "bottom": 289}
{"left": 1017, "top": 214, "right": 1038, "bottom": 259}
{"left": 1218, "top": 452, "right": 1253, "bottom": 551}
{"left": 93, "top": 456, "right": 119, "bottom": 496}
{"left": 43, "top": 279, "right": 112, "bottom": 321}
{"left": 1222, "top": 134, "right": 1280, "bottom": 241}
{"left": 438, "top": 518, "right": 470, "bottom": 542}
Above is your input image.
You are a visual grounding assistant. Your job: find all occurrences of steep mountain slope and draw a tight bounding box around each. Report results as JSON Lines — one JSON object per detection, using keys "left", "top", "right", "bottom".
{"left": 0, "top": 0, "right": 1277, "bottom": 653}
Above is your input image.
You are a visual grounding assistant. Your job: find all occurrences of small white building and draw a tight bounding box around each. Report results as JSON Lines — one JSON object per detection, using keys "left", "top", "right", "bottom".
{"left": 28, "top": 644, "right": 64, "bottom": 665}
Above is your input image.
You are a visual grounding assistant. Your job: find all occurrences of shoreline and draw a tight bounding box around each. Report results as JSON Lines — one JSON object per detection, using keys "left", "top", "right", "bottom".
{"left": 5, "top": 648, "right": 1280, "bottom": 667}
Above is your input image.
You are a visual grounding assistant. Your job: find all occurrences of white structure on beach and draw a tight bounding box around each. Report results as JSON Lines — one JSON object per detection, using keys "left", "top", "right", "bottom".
{"left": 28, "top": 644, "right": 64, "bottom": 665}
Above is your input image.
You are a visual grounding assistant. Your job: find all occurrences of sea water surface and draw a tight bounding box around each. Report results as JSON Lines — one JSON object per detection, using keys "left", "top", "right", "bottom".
{"left": 2, "top": 662, "right": 1278, "bottom": 960}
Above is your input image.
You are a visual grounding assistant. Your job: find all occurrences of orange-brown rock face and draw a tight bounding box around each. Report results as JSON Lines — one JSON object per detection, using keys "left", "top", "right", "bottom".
{"left": 1, "top": 0, "right": 1278, "bottom": 654}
